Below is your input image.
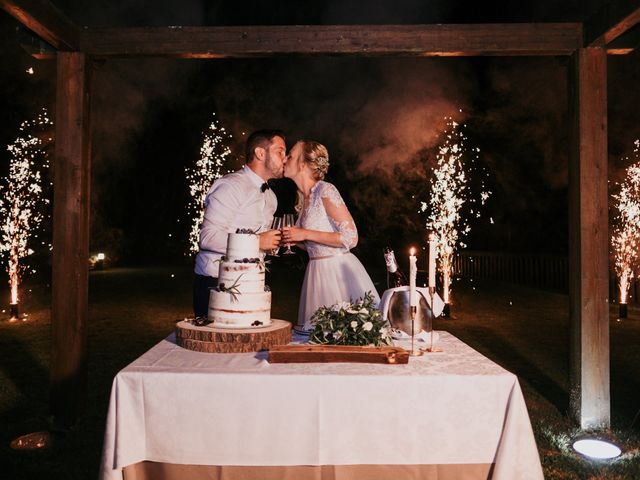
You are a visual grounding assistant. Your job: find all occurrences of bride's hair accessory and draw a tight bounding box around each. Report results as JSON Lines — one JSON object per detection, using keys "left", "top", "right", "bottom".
{"left": 299, "top": 140, "right": 330, "bottom": 180}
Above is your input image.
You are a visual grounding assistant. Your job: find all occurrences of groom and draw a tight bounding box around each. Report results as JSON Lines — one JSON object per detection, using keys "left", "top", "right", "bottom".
{"left": 193, "top": 129, "right": 286, "bottom": 318}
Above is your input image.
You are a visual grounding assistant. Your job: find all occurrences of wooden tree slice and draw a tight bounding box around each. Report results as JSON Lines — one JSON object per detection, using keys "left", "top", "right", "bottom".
{"left": 175, "top": 319, "right": 292, "bottom": 353}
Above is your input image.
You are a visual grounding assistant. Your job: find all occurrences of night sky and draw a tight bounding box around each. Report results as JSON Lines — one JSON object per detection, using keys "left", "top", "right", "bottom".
{"left": 1, "top": 0, "right": 640, "bottom": 266}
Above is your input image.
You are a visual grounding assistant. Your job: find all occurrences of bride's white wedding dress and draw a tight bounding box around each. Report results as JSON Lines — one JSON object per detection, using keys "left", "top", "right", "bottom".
{"left": 296, "top": 181, "right": 380, "bottom": 332}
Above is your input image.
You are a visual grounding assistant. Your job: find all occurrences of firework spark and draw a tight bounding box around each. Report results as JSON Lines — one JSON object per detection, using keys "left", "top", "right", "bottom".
{"left": 612, "top": 139, "right": 640, "bottom": 305}
{"left": 0, "top": 109, "right": 53, "bottom": 318}
{"left": 185, "top": 113, "right": 232, "bottom": 255}
{"left": 421, "top": 117, "right": 491, "bottom": 304}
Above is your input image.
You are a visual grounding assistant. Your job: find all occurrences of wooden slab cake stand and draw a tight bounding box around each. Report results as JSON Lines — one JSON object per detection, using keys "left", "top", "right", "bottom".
{"left": 175, "top": 319, "right": 292, "bottom": 353}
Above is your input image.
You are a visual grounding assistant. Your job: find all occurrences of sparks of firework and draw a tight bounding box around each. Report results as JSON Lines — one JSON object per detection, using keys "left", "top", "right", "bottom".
{"left": 185, "top": 113, "right": 232, "bottom": 255}
{"left": 420, "top": 117, "right": 491, "bottom": 304}
{"left": 612, "top": 139, "right": 640, "bottom": 305}
{"left": 0, "top": 109, "right": 53, "bottom": 318}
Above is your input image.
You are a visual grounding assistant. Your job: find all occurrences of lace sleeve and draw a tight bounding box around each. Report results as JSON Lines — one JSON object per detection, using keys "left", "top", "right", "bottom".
{"left": 319, "top": 183, "right": 358, "bottom": 249}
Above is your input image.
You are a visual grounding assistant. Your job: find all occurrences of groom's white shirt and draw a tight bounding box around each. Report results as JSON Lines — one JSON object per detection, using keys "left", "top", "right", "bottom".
{"left": 195, "top": 165, "right": 277, "bottom": 277}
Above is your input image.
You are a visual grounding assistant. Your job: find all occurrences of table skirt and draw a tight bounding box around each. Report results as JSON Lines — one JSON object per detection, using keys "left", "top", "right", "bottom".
{"left": 124, "top": 461, "right": 493, "bottom": 480}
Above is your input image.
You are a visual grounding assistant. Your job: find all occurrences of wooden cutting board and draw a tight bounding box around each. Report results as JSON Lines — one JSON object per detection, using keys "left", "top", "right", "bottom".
{"left": 268, "top": 344, "right": 409, "bottom": 364}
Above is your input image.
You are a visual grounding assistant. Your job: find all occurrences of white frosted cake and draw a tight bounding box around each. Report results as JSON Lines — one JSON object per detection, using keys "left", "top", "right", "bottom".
{"left": 208, "top": 231, "right": 272, "bottom": 329}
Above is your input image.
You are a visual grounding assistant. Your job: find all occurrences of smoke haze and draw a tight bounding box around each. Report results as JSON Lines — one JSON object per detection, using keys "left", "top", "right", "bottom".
{"left": 3, "top": 0, "right": 639, "bottom": 260}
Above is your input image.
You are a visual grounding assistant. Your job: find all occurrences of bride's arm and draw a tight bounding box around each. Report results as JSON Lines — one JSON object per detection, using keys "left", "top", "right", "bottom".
{"left": 282, "top": 184, "right": 358, "bottom": 249}
{"left": 319, "top": 187, "right": 358, "bottom": 249}
{"left": 283, "top": 226, "right": 343, "bottom": 247}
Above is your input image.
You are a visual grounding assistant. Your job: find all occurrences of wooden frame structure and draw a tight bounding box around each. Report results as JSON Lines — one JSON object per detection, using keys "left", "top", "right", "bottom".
{"left": 2, "top": 0, "right": 640, "bottom": 430}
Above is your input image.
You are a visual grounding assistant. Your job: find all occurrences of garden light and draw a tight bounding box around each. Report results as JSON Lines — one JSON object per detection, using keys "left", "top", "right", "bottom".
{"left": 572, "top": 438, "right": 621, "bottom": 460}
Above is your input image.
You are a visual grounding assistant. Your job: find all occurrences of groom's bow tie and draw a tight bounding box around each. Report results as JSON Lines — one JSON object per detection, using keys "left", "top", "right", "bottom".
{"left": 260, "top": 182, "right": 271, "bottom": 192}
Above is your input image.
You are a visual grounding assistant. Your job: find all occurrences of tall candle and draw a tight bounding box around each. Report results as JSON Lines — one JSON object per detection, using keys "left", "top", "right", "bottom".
{"left": 428, "top": 233, "right": 437, "bottom": 288}
{"left": 409, "top": 247, "right": 417, "bottom": 307}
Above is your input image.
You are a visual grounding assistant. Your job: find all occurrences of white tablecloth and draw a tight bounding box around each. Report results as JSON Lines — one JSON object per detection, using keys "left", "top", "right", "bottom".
{"left": 99, "top": 331, "right": 543, "bottom": 480}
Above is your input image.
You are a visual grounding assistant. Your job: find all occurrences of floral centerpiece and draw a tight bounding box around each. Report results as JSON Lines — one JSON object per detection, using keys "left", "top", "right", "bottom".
{"left": 308, "top": 292, "right": 393, "bottom": 346}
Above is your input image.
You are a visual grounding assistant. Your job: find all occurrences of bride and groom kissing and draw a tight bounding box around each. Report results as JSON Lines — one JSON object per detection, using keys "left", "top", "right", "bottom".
{"left": 193, "top": 129, "right": 379, "bottom": 333}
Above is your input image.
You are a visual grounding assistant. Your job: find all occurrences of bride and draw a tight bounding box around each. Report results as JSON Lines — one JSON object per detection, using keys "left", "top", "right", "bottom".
{"left": 282, "top": 140, "right": 380, "bottom": 333}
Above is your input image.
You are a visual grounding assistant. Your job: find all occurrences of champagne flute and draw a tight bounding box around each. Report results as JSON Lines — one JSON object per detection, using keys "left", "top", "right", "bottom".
{"left": 269, "top": 216, "right": 282, "bottom": 256}
{"left": 282, "top": 213, "right": 296, "bottom": 255}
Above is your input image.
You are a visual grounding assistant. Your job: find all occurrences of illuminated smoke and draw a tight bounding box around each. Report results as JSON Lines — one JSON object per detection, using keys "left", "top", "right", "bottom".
{"left": 421, "top": 117, "right": 491, "bottom": 303}
{"left": 0, "top": 109, "right": 53, "bottom": 317}
{"left": 185, "top": 113, "right": 232, "bottom": 255}
{"left": 612, "top": 139, "right": 640, "bottom": 304}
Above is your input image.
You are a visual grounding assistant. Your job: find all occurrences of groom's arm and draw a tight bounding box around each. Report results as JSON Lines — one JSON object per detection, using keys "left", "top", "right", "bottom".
{"left": 199, "top": 181, "right": 241, "bottom": 254}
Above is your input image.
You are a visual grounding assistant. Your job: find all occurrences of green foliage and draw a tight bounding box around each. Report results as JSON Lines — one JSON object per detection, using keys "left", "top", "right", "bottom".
{"left": 308, "top": 292, "right": 392, "bottom": 346}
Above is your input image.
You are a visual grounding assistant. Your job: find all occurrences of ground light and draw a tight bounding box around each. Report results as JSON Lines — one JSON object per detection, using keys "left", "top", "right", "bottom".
{"left": 10, "top": 431, "right": 52, "bottom": 450}
{"left": 90, "top": 252, "right": 107, "bottom": 270}
{"left": 572, "top": 438, "right": 622, "bottom": 460}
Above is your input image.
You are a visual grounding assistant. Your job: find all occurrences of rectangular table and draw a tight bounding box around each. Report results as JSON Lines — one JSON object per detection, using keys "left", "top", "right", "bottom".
{"left": 99, "top": 331, "right": 544, "bottom": 480}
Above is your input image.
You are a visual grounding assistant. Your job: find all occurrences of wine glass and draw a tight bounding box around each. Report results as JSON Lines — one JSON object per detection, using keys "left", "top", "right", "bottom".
{"left": 269, "top": 216, "right": 282, "bottom": 256}
{"left": 282, "top": 214, "right": 296, "bottom": 254}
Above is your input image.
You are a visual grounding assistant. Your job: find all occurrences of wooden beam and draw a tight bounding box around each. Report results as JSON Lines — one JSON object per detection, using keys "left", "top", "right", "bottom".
{"left": 585, "top": 0, "right": 640, "bottom": 47}
{"left": 50, "top": 52, "right": 91, "bottom": 428}
{"left": 79, "top": 23, "right": 583, "bottom": 58}
{"left": 606, "top": 23, "right": 640, "bottom": 54}
{"left": 0, "top": 0, "right": 80, "bottom": 50}
{"left": 568, "top": 47, "right": 610, "bottom": 429}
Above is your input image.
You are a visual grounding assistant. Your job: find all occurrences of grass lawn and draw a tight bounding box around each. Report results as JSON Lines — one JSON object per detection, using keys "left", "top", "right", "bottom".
{"left": 1, "top": 257, "right": 639, "bottom": 479}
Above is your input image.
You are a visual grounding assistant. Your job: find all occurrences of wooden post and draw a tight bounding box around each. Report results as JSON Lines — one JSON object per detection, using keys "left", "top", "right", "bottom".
{"left": 568, "top": 47, "right": 610, "bottom": 429}
{"left": 50, "top": 52, "right": 91, "bottom": 428}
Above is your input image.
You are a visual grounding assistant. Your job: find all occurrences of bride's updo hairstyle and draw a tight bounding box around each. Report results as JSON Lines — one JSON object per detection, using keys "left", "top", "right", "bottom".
{"left": 298, "top": 140, "right": 329, "bottom": 180}
{"left": 293, "top": 140, "right": 330, "bottom": 214}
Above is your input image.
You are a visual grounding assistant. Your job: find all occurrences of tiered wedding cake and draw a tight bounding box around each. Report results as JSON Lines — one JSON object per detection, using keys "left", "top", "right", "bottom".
{"left": 208, "top": 230, "right": 272, "bottom": 328}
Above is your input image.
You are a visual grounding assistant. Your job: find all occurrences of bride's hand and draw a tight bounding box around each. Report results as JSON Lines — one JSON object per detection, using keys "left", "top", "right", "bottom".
{"left": 282, "top": 226, "right": 306, "bottom": 243}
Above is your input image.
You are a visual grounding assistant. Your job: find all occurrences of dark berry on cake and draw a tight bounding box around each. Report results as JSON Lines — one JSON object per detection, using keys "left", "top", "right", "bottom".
{"left": 235, "top": 228, "right": 257, "bottom": 234}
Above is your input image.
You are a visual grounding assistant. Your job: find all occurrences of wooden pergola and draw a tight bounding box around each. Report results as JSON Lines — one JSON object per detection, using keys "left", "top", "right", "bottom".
{"left": 2, "top": 0, "right": 640, "bottom": 429}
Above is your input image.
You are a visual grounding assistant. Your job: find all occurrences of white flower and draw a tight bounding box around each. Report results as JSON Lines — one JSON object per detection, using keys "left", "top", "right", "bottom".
{"left": 332, "top": 301, "right": 350, "bottom": 312}
{"left": 350, "top": 321, "right": 358, "bottom": 330}
{"left": 359, "top": 308, "right": 368, "bottom": 314}
{"left": 363, "top": 322, "right": 373, "bottom": 331}
{"left": 346, "top": 308, "right": 359, "bottom": 314}
{"left": 379, "top": 327, "right": 389, "bottom": 337}
{"left": 333, "top": 331, "right": 342, "bottom": 340}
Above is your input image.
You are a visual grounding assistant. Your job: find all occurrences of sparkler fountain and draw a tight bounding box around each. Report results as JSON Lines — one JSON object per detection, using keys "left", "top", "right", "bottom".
{"left": 0, "top": 109, "right": 53, "bottom": 321}
{"left": 421, "top": 117, "right": 490, "bottom": 318}
{"left": 611, "top": 139, "right": 640, "bottom": 320}
{"left": 185, "top": 113, "right": 232, "bottom": 255}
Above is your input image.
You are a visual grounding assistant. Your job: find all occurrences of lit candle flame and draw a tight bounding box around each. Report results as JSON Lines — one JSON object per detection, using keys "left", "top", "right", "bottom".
{"left": 410, "top": 247, "right": 415, "bottom": 256}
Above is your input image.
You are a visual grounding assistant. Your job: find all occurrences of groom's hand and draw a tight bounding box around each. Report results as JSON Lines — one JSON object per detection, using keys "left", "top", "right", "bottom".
{"left": 259, "top": 229, "right": 282, "bottom": 251}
